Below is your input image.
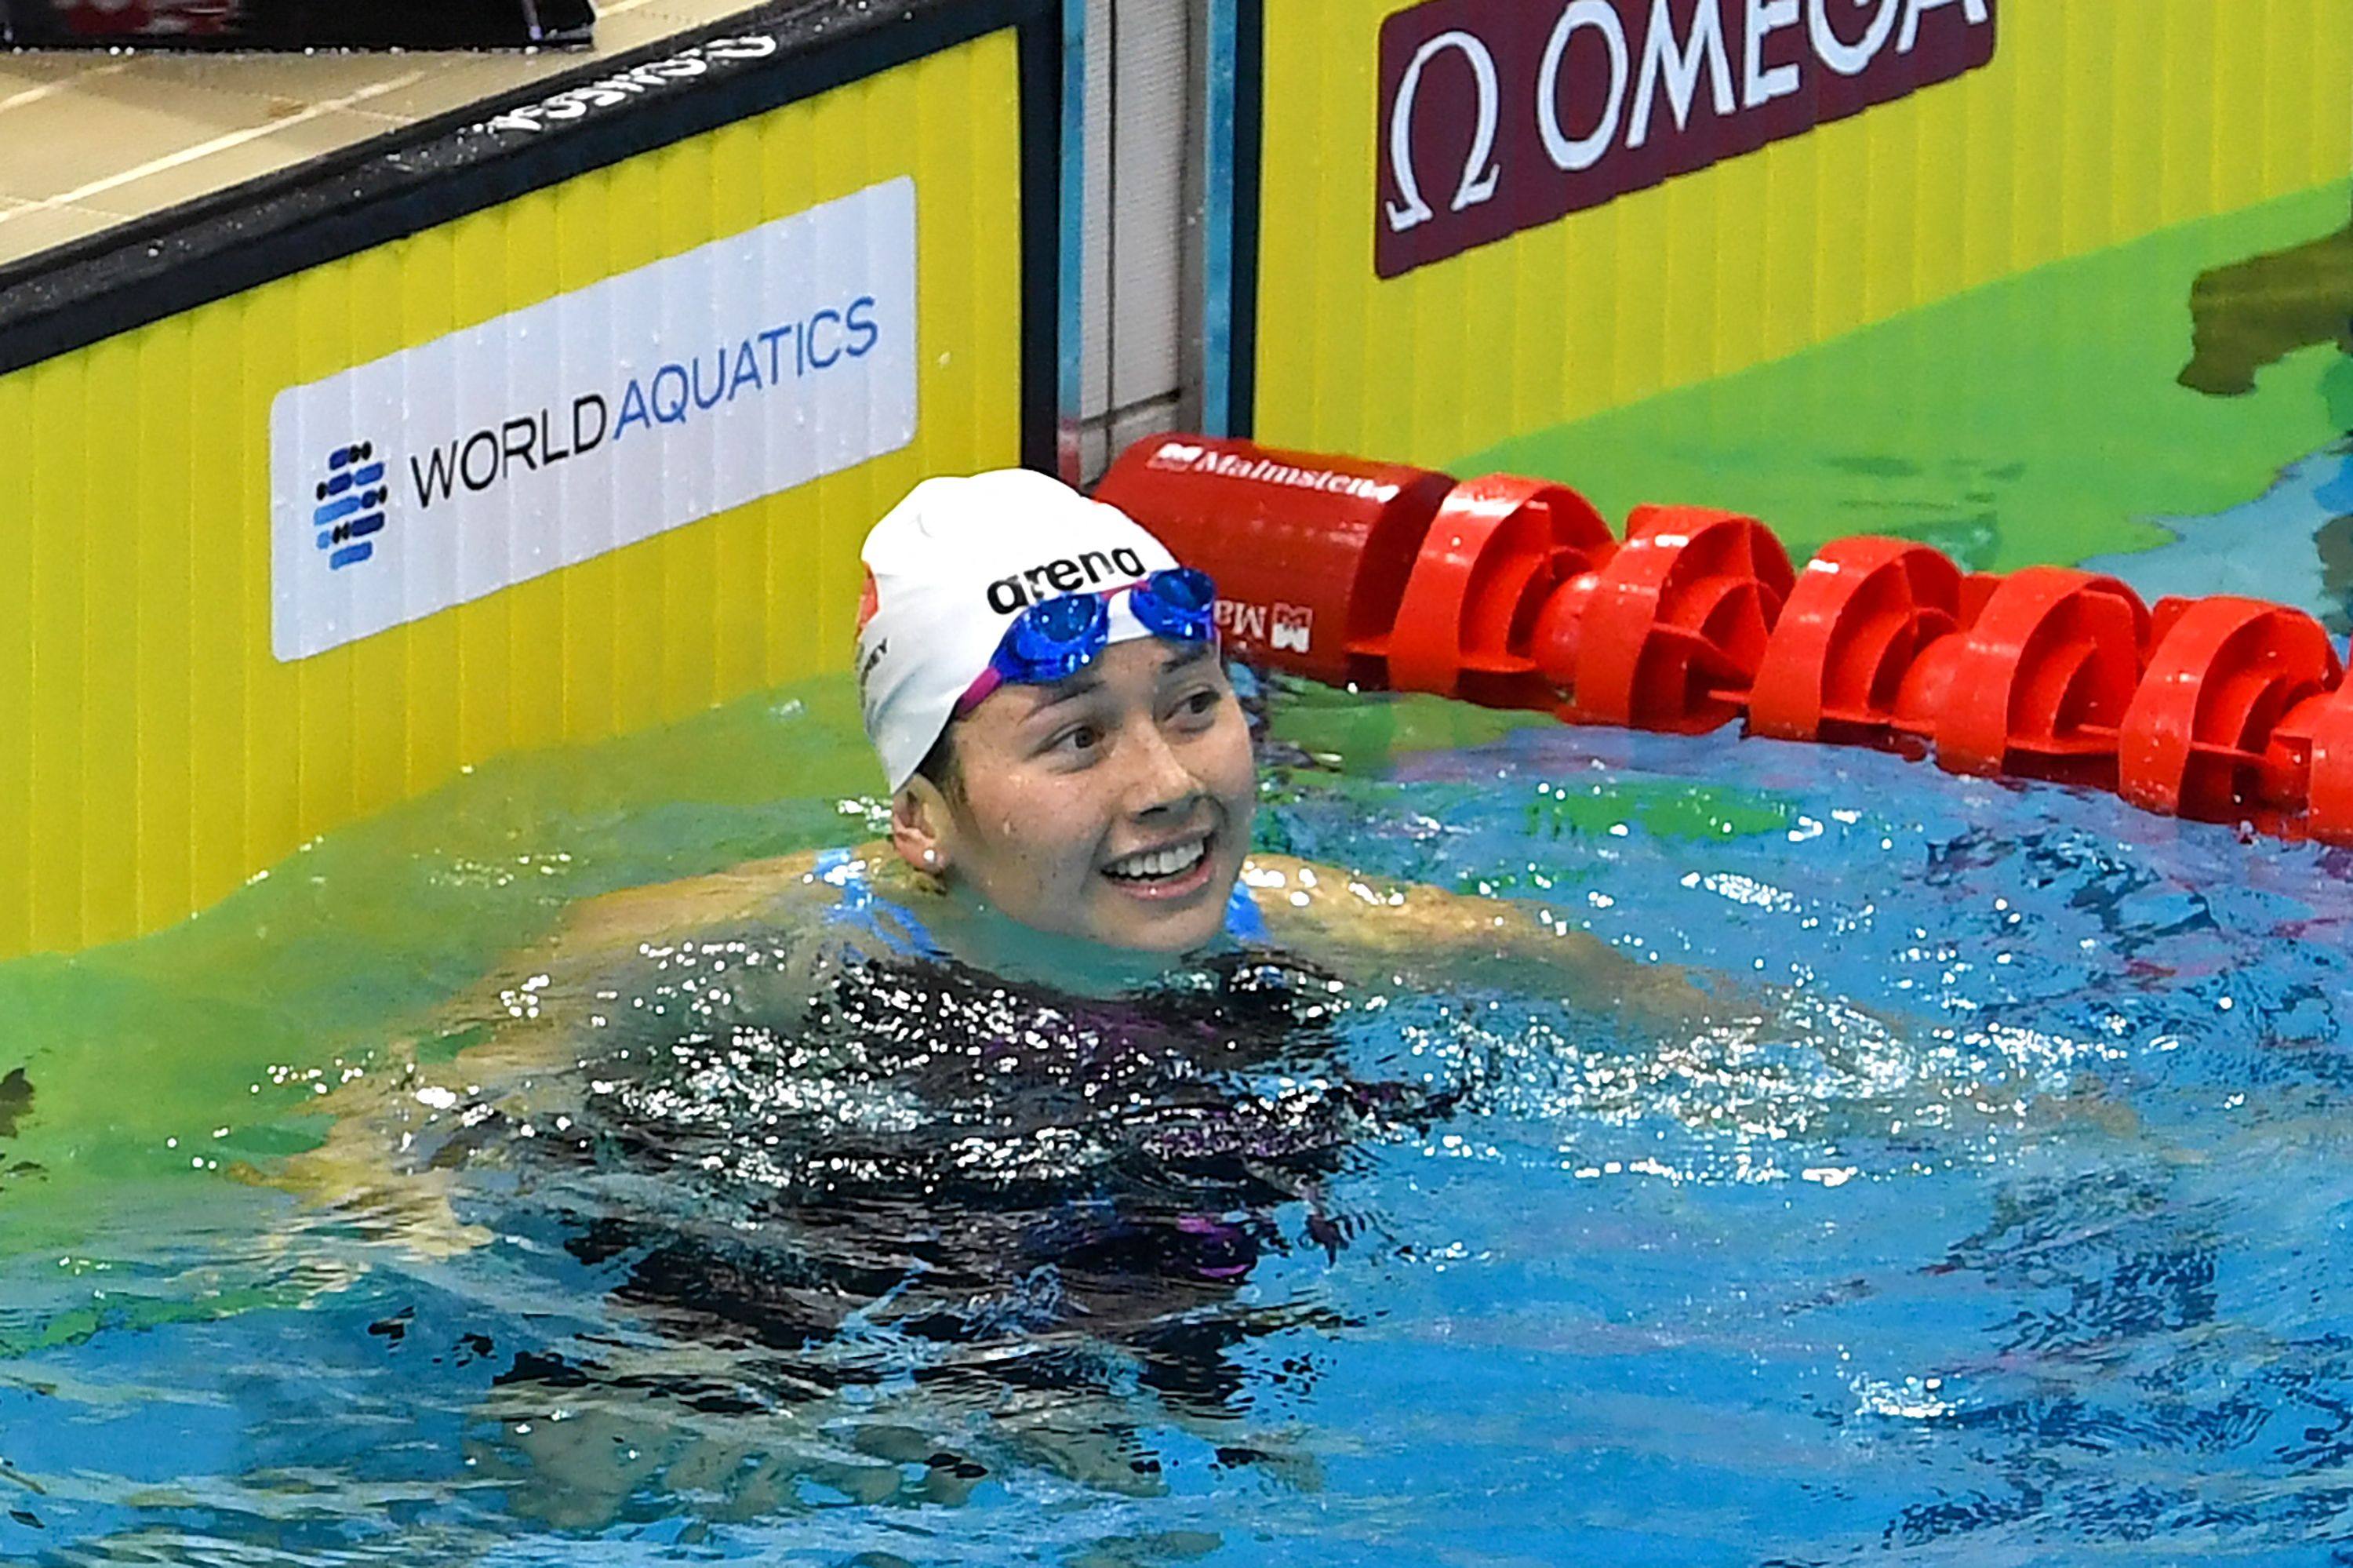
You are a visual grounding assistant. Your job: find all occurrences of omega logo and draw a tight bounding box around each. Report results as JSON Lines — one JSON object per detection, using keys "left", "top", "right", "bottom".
{"left": 1384, "top": 28, "right": 1503, "bottom": 233}
{"left": 1376, "top": 0, "right": 1996, "bottom": 277}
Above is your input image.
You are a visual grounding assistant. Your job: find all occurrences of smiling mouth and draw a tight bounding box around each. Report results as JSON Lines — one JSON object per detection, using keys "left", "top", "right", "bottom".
{"left": 1102, "top": 833, "right": 1212, "bottom": 886}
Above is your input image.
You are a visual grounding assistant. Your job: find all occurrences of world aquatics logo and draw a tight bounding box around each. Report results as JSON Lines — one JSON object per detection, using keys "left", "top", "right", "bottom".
{"left": 313, "top": 442, "right": 387, "bottom": 569}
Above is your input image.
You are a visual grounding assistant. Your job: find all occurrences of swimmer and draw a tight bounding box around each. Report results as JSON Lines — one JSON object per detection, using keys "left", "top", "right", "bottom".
{"left": 268, "top": 470, "right": 1780, "bottom": 1514}
{"left": 551, "top": 467, "right": 1710, "bottom": 1014}
{"left": 285, "top": 470, "right": 1726, "bottom": 1242}
{"left": 280, "top": 469, "right": 1775, "bottom": 1280}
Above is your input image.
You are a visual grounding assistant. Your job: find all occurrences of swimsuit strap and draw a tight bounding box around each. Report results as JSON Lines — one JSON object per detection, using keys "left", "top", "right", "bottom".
{"left": 813, "top": 848, "right": 946, "bottom": 960}
{"left": 1222, "top": 873, "right": 1270, "bottom": 944}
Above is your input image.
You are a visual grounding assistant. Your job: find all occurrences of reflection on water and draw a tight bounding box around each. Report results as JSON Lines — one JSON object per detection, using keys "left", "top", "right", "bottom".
{"left": 393, "top": 940, "right": 1448, "bottom": 1516}
{"left": 79, "top": 913, "right": 1460, "bottom": 1553}
{"left": 2178, "top": 205, "right": 2353, "bottom": 398}
{"left": 7, "top": 682, "right": 2353, "bottom": 1563}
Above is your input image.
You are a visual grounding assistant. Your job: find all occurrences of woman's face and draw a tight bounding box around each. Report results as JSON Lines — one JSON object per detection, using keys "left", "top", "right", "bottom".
{"left": 921, "top": 637, "right": 1257, "bottom": 953}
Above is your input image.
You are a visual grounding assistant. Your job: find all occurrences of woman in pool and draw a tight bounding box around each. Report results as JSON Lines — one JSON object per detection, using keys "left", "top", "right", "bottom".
{"left": 275, "top": 470, "right": 1802, "bottom": 1509}
{"left": 293, "top": 468, "right": 1718, "bottom": 1256}
{"left": 559, "top": 467, "right": 1705, "bottom": 1013}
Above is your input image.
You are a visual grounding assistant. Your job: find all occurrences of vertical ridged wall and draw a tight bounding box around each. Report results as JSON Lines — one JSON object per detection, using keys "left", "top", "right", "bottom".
{"left": 0, "top": 31, "right": 1027, "bottom": 960}
{"left": 1253, "top": 0, "right": 2353, "bottom": 468}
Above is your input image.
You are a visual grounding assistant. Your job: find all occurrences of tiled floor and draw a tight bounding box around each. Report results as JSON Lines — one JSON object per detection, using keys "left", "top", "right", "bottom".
{"left": 0, "top": 0, "right": 761, "bottom": 270}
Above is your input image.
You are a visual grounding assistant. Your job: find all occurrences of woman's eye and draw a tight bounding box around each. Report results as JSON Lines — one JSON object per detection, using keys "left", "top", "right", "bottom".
{"left": 1175, "top": 688, "right": 1222, "bottom": 720}
{"left": 1049, "top": 724, "right": 1101, "bottom": 756}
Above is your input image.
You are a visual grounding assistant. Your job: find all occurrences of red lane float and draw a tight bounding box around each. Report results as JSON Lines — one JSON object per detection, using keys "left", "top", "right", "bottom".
{"left": 1538, "top": 506, "right": 1793, "bottom": 733}
{"left": 1097, "top": 433, "right": 2353, "bottom": 846}
{"left": 1383, "top": 474, "right": 1615, "bottom": 709}
{"left": 2118, "top": 596, "right": 2340, "bottom": 825}
{"left": 1094, "top": 435, "right": 1455, "bottom": 688}
{"left": 2270, "top": 687, "right": 2353, "bottom": 845}
{"left": 1747, "top": 537, "right": 1962, "bottom": 748}
{"left": 1894, "top": 567, "right": 2151, "bottom": 788}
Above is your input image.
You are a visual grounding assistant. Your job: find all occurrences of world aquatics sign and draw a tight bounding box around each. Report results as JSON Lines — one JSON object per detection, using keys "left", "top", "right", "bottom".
{"left": 1376, "top": 0, "right": 1996, "bottom": 276}
{"left": 268, "top": 177, "right": 917, "bottom": 661}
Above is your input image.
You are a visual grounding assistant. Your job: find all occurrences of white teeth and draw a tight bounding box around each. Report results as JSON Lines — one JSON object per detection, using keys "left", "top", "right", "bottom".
{"left": 1105, "top": 838, "right": 1209, "bottom": 881}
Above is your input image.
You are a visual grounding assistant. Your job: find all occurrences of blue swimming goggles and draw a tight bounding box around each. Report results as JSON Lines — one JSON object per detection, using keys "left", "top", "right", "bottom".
{"left": 957, "top": 566, "right": 1220, "bottom": 714}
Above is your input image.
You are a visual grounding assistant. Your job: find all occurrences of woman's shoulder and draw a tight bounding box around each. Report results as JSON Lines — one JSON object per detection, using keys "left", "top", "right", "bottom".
{"left": 551, "top": 841, "right": 906, "bottom": 960}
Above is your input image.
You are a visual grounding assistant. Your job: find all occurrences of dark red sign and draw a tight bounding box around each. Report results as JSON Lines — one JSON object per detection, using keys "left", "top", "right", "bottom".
{"left": 1375, "top": 0, "right": 1997, "bottom": 277}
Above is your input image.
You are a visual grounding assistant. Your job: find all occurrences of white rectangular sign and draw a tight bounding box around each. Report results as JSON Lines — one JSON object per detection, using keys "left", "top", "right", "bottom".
{"left": 270, "top": 176, "right": 918, "bottom": 660}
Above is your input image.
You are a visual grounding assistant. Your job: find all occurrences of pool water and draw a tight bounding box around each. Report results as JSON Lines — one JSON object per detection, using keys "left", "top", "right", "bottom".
{"left": 4, "top": 671, "right": 2353, "bottom": 1566}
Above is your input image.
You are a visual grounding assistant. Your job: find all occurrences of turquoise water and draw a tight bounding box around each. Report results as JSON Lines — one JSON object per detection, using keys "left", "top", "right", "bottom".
{"left": 2082, "top": 435, "right": 2353, "bottom": 632}
{"left": 5, "top": 673, "right": 2353, "bottom": 1565}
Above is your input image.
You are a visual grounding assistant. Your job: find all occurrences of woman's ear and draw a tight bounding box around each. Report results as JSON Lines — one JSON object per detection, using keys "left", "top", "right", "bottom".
{"left": 889, "top": 779, "right": 953, "bottom": 877}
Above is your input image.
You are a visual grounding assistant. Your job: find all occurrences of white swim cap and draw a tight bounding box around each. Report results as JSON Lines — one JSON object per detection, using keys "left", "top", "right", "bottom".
{"left": 856, "top": 469, "right": 1183, "bottom": 794}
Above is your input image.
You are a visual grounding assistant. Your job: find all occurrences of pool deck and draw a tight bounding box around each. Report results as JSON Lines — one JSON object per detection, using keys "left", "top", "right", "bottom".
{"left": 0, "top": 0, "right": 758, "bottom": 271}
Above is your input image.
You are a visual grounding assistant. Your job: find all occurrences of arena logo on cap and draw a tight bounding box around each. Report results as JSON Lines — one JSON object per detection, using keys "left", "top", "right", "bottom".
{"left": 985, "top": 548, "right": 1150, "bottom": 614}
{"left": 1377, "top": 0, "right": 1996, "bottom": 277}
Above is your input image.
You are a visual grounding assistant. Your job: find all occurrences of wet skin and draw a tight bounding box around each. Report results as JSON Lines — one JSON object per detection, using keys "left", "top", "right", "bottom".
{"left": 889, "top": 638, "right": 1258, "bottom": 956}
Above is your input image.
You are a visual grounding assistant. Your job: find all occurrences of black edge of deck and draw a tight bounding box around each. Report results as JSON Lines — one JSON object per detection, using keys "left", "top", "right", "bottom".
{"left": 0, "top": 0, "right": 1062, "bottom": 469}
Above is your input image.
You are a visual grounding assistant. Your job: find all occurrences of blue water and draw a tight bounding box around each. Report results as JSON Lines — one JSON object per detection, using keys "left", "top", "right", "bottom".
{"left": 2082, "top": 436, "right": 2353, "bottom": 631}
{"left": 8, "top": 686, "right": 2353, "bottom": 1566}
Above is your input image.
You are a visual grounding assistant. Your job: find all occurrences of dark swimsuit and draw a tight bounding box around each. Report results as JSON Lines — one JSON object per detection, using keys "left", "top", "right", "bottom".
{"left": 799, "top": 849, "right": 1282, "bottom": 1287}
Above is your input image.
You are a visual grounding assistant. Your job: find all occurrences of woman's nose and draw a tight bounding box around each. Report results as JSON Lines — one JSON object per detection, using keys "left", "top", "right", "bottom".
{"left": 1122, "top": 724, "right": 1202, "bottom": 817}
